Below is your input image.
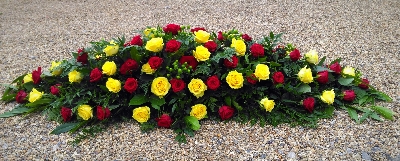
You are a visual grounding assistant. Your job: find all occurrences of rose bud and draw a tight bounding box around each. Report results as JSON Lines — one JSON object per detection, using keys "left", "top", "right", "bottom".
{"left": 316, "top": 70, "right": 329, "bottom": 84}
{"left": 343, "top": 90, "right": 356, "bottom": 102}
{"left": 15, "top": 90, "right": 27, "bottom": 103}
{"left": 242, "top": 34, "right": 252, "bottom": 41}
{"left": 289, "top": 49, "right": 301, "bottom": 61}
{"left": 90, "top": 68, "right": 102, "bottom": 82}
{"left": 272, "top": 72, "right": 284, "bottom": 84}
{"left": 61, "top": 107, "right": 73, "bottom": 122}
{"left": 218, "top": 105, "right": 235, "bottom": 120}
{"left": 156, "top": 114, "right": 173, "bottom": 128}
{"left": 246, "top": 74, "right": 257, "bottom": 85}
{"left": 97, "top": 106, "right": 111, "bottom": 121}
{"left": 303, "top": 97, "right": 315, "bottom": 113}
{"left": 358, "top": 78, "right": 369, "bottom": 89}
{"left": 50, "top": 85, "right": 60, "bottom": 95}
{"left": 329, "top": 62, "right": 342, "bottom": 74}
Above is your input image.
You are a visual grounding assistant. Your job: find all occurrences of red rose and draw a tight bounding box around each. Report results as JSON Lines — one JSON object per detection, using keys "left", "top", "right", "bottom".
{"left": 90, "top": 68, "right": 102, "bottom": 82}
{"left": 303, "top": 97, "right": 315, "bottom": 113}
{"left": 316, "top": 70, "right": 329, "bottom": 84}
{"left": 358, "top": 78, "right": 369, "bottom": 89}
{"left": 179, "top": 56, "right": 198, "bottom": 70}
{"left": 190, "top": 27, "right": 206, "bottom": 33}
{"left": 129, "top": 35, "right": 143, "bottom": 46}
{"left": 61, "top": 107, "right": 72, "bottom": 122}
{"left": 272, "top": 72, "right": 284, "bottom": 84}
{"left": 124, "top": 78, "right": 138, "bottom": 94}
{"left": 218, "top": 105, "right": 235, "bottom": 120}
{"left": 289, "top": 49, "right": 301, "bottom": 61}
{"left": 165, "top": 39, "right": 181, "bottom": 53}
{"left": 77, "top": 48, "right": 88, "bottom": 65}
{"left": 246, "top": 74, "right": 257, "bottom": 85}
{"left": 206, "top": 75, "right": 220, "bottom": 90}
{"left": 50, "top": 85, "right": 60, "bottom": 95}
{"left": 217, "top": 31, "right": 224, "bottom": 41}
{"left": 343, "top": 90, "right": 356, "bottom": 102}
{"left": 242, "top": 34, "right": 252, "bottom": 41}
{"left": 163, "top": 24, "right": 181, "bottom": 35}
{"left": 170, "top": 78, "right": 185, "bottom": 93}
{"left": 250, "top": 43, "right": 265, "bottom": 57}
{"left": 120, "top": 59, "right": 139, "bottom": 75}
{"left": 32, "top": 67, "right": 42, "bottom": 84}
{"left": 148, "top": 56, "right": 163, "bottom": 69}
{"left": 156, "top": 114, "right": 173, "bottom": 128}
{"left": 204, "top": 41, "right": 217, "bottom": 53}
{"left": 224, "top": 55, "right": 239, "bottom": 68}
{"left": 329, "top": 62, "right": 342, "bottom": 74}
{"left": 97, "top": 106, "right": 111, "bottom": 121}
{"left": 15, "top": 90, "right": 27, "bottom": 103}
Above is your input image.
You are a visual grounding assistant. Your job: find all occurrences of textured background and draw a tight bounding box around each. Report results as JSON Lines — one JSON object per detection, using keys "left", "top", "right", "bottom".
{"left": 0, "top": 0, "right": 399, "bottom": 160}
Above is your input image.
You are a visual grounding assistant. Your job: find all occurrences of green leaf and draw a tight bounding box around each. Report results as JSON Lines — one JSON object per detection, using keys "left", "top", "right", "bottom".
{"left": 232, "top": 100, "right": 243, "bottom": 111}
{"left": 370, "top": 113, "right": 383, "bottom": 121}
{"left": 129, "top": 94, "right": 148, "bottom": 106}
{"left": 130, "top": 46, "right": 143, "bottom": 62}
{"left": 1, "top": 93, "right": 16, "bottom": 102}
{"left": 23, "top": 82, "right": 35, "bottom": 91}
{"left": 184, "top": 116, "right": 201, "bottom": 131}
{"left": 149, "top": 95, "right": 165, "bottom": 110}
{"left": 359, "top": 110, "right": 372, "bottom": 123}
{"left": 370, "top": 106, "right": 395, "bottom": 121}
{"left": 318, "top": 56, "right": 326, "bottom": 66}
{"left": 322, "top": 106, "right": 335, "bottom": 118}
{"left": 269, "top": 62, "right": 281, "bottom": 67}
{"left": 298, "top": 84, "right": 311, "bottom": 93}
{"left": 50, "top": 122, "right": 81, "bottom": 134}
{"left": 358, "top": 96, "right": 369, "bottom": 106}
{"left": 25, "top": 98, "right": 53, "bottom": 107}
{"left": 224, "top": 96, "right": 232, "bottom": 107}
{"left": 338, "top": 77, "right": 354, "bottom": 86}
{"left": 346, "top": 107, "right": 359, "bottom": 123}
{"left": 315, "top": 66, "right": 333, "bottom": 72}
{"left": 0, "top": 107, "right": 30, "bottom": 118}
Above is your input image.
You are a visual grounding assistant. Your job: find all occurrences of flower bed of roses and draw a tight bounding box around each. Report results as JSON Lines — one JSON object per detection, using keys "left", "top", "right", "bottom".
{"left": 0, "top": 24, "right": 394, "bottom": 144}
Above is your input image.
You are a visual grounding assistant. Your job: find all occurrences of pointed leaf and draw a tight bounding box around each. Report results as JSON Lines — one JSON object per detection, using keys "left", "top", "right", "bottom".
{"left": 184, "top": 116, "right": 200, "bottom": 131}
{"left": 25, "top": 98, "right": 53, "bottom": 107}
{"left": 224, "top": 96, "right": 232, "bottom": 107}
{"left": 298, "top": 84, "right": 311, "bottom": 93}
{"left": 50, "top": 122, "right": 80, "bottom": 134}
{"left": 338, "top": 77, "right": 354, "bottom": 86}
{"left": 370, "top": 106, "right": 395, "bottom": 121}
{"left": 0, "top": 107, "right": 30, "bottom": 118}
{"left": 346, "top": 108, "right": 359, "bottom": 123}
{"left": 129, "top": 94, "right": 148, "bottom": 106}
{"left": 232, "top": 100, "right": 243, "bottom": 111}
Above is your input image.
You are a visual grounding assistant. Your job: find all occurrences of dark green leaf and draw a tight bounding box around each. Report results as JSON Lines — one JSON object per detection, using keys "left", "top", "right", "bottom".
{"left": 318, "top": 56, "right": 326, "bottom": 66}
{"left": 232, "top": 100, "right": 243, "bottom": 111}
{"left": 130, "top": 46, "right": 143, "bottom": 62}
{"left": 184, "top": 116, "right": 200, "bottom": 131}
{"left": 149, "top": 95, "right": 165, "bottom": 110}
{"left": 346, "top": 108, "right": 359, "bottom": 123}
{"left": 25, "top": 98, "right": 53, "bottom": 107}
{"left": 358, "top": 96, "right": 369, "bottom": 106}
{"left": 338, "top": 77, "right": 354, "bottom": 86}
{"left": 298, "top": 84, "right": 311, "bottom": 93}
{"left": 224, "top": 96, "right": 232, "bottom": 107}
{"left": 50, "top": 122, "right": 81, "bottom": 134}
{"left": 0, "top": 107, "right": 30, "bottom": 118}
{"left": 129, "top": 94, "right": 148, "bottom": 106}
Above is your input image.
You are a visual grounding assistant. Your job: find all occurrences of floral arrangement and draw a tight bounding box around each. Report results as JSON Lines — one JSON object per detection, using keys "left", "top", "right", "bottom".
{"left": 0, "top": 24, "right": 394, "bottom": 144}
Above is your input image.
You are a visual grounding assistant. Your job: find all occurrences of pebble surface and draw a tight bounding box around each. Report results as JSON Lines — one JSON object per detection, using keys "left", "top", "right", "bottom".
{"left": 0, "top": 0, "right": 399, "bottom": 160}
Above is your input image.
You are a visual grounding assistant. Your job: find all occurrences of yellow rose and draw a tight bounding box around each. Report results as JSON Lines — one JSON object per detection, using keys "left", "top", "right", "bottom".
{"left": 143, "top": 28, "right": 156, "bottom": 38}
{"left": 188, "top": 79, "right": 207, "bottom": 98}
{"left": 342, "top": 66, "right": 355, "bottom": 77}
{"left": 132, "top": 106, "right": 151, "bottom": 123}
{"left": 305, "top": 50, "right": 319, "bottom": 64}
{"left": 190, "top": 104, "right": 207, "bottom": 120}
{"left": 28, "top": 88, "right": 43, "bottom": 103}
{"left": 103, "top": 41, "right": 119, "bottom": 57}
{"left": 226, "top": 70, "right": 244, "bottom": 89}
{"left": 145, "top": 37, "right": 164, "bottom": 52}
{"left": 320, "top": 89, "right": 335, "bottom": 105}
{"left": 193, "top": 45, "right": 211, "bottom": 61}
{"left": 106, "top": 78, "right": 121, "bottom": 93}
{"left": 102, "top": 61, "right": 117, "bottom": 76}
{"left": 141, "top": 63, "right": 156, "bottom": 74}
{"left": 298, "top": 66, "right": 313, "bottom": 84}
{"left": 50, "top": 61, "right": 62, "bottom": 76}
{"left": 231, "top": 38, "right": 246, "bottom": 56}
{"left": 254, "top": 64, "right": 270, "bottom": 81}
{"left": 194, "top": 30, "right": 210, "bottom": 43}
{"left": 77, "top": 104, "right": 93, "bottom": 120}
{"left": 151, "top": 77, "right": 171, "bottom": 98}
{"left": 260, "top": 97, "right": 275, "bottom": 112}
{"left": 23, "top": 74, "right": 33, "bottom": 83}
{"left": 68, "top": 70, "right": 83, "bottom": 83}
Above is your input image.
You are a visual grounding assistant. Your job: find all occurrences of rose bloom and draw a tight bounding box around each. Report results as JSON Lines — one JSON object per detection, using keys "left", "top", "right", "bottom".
{"left": 260, "top": 97, "right": 275, "bottom": 112}
{"left": 77, "top": 104, "right": 93, "bottom": 120}
{"left": 103, "top": 41, "right": 119, "bottom": 57}
{"left": 68, "top": 70, "right": 83, "bottom": 83}
{"left": 231, "top": 38, "right": 246, "bottom": 56}
{"left": 343, "top": 90, "right": 356, "bottom": 102}
{"left": 206, "top": 75, "right": 220, "bottom": 91}
{"left": 128, "top": 35, "right": 143, "bottom": 46}
{"left": 298, "top": 66, "right": 313, "bottom": 84}
{"left": 143, "top": 28, "right": 157, "bottom": 38}
{"left": 329, "top": 62, "right": 342, "bottom": 74}
{"left": 28, "top": 88, "right": 43, "bottom": 103}
{"left": 224, "top": 55, "right": 239, "bottom": 68}
{"left": 320, "top": 89, "right": 335, "bottom": 105}
{"left": 165, "top": 39, "right": 181, "bottom": 53}
{"left": 204, "top": 41, "right": 217, "bottom": 53}
{"left": 163, "top": 23, "right": 181, "bottom": 35}
{"left": 342, "top": 66, "right": 355, "bottom": 77}
{"left": 316, "top": 70, "right": 329, "bottom": 84}
{"left": 102, "top": 61, "right": 117, "bottom": 76}
{"left": 305, "top": 49, "right": 319, "bottom": 65}
{"left": 145, "top": 37, "right": 164, "bottom": 52}
{"left": 23, "top": 74, "right": 33, "bottom": 84}
{"left": 188, "top": 78, "right": 207, "bottom": 98}
{"left": 106, "top": 78, "right": 121, "bottom": 93}
{"left": 15, "top": 90, "right": 27, "bottom": 103}
{"left": 358, "top": 78, "right": 369, "bottom": 89}
{"left": 190, "top": 104, "right": 207, "bottom": 120}
{"left": 246, "top": 73, "right": 258, "bottom": 85}
{"left": 217, "top": 31, "right": 224, "bottom": 41}
{"left": 190, "top": 27, "right": 206, "bottom": 33}
{"left": 50, "top": 85, "right": 60, "bottom": 95}
{"left": 132, "top": 106, "right": 151, "bottom": 123}
{"left": 151, "top": 77, "right": 171, "bottom": 98}
{"left": 124, "top": 78, "right": 138, "bottom": 94}
{"left": 272, "top": 72, "right": 284, "bottom": 84}
{"left": 32, "top": 67, "right": 42, "bottom": 84}
{"left": 250, "top": 43, "right": 265, "bottom": 57}
{"left": 50, "top": 61, "right": 62, "bottom": 76}
{"left": 242, "top": 34, "right": 252, "bottom": 41}
{"left": 120, "top": 58, "right": 139, "bottom": 75}
{"left": 170, "top": 78, "right": 185, "bottom": 93}
{"left": 226, "top": 70, "right": 244, "bottom": 89}
{"left": 141, "top": 63, "right": 156, "bottom": 74}
{"left": 97, "top": 106, "right": 111, "bottom": 121}
{"left": 61, "top": 107, "right": 72, "bottom": 122}
{"left": 193, "top": 45, "right": 211, "bottom": 62}
{"left": 254, "top": 64, "right": 270, "bottom": 81}
{"left": 289, "top": 49, "right": 301, "bottom": 61}
{"left": 77, "top": 48, "right": 88, "bottom": 65}
{"left": 194, "top": 30, "right": 210, "bottom": 43}
{"left": 303, "top": 97, "right": 315, "bottom": 113}
{"left": 90, "top": 68, "right": 102, "bottom": 82}
{"left": 218, "top": 105, "right": 235, "bottom": 120}
{"left": 156, "top": 114, "right": 173, "bottom": 128}
{"left": 179, "top": 56, "right": 198, "bottom": 70}
{"left": 148, "top": 56, "right": 164, "bottom": 69}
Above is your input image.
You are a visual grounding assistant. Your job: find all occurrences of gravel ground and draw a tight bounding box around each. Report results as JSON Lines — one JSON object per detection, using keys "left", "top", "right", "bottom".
{"left": 0, "top": 0, "right": 399, "bottom": 160}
